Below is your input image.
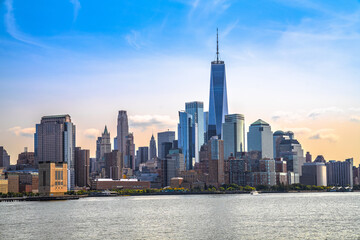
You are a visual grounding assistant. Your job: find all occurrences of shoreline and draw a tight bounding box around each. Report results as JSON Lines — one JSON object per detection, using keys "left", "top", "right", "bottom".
{"left": 1, "top": 190, "right": 358, "bottom": 202}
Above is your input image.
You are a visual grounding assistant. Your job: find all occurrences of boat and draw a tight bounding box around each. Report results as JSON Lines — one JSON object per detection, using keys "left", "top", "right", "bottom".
{"left": 250, "top": 191, "right": 259, "bottom": 195}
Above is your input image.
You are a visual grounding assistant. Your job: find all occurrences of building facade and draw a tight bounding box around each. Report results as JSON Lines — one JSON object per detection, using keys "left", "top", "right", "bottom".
{"left": 75, "top": 147, "right": 90, "bottom": 187}
{"left": 35, "top": 115, "right": 75, "bottom": 190}
{"left": 117, "top": 110, "right": 129, "bottom": 155}
{"left": 326, "top": 159, "right": 353, "bottom": 187}
{"left": 247, "top": 119, "right": 273, "bottom": 159}
{"left": 0, "top": 146, "right": 10, "bottom": 169}
{"left": 157, "top": 131, "right": 175, "bottom": 160}
{"left": 222, "top": 114, "right": 245, "bottom": 160}
{"left": 300, "top": 162, "right": 327, "bottom": 186}
{"left": 178, "top": 111, "right": 193, "bottom": 170}
{"left": 38, "top": 162, "right": 68, "bottom": 196}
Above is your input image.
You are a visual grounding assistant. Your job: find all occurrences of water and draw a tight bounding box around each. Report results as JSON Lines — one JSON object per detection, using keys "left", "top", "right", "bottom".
{"left": 0, "top": 192, "right": 359, "bottom": 239}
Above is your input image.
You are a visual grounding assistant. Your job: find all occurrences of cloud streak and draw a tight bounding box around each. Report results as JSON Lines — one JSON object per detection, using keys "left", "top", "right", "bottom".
{"left": 70, "top": 0, "right": 81, "bottom": 22}
{"left": 8, "top": 126, "right": 35, "bottom": 138}
{"left": 84, "top": 128, "right": 100, "bottom": 139}
{"left": 129, "top": 115, "right": 177, "bottom": 131}
{"left": 309, "top": 129, "right": 339, "bottom": 142}
{"left": 4, "top": 0, "right": 45, "bottom": 47}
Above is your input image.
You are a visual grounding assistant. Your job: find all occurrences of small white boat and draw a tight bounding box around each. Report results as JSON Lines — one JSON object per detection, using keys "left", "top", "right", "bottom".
{"left": 250, "top": 191, "right": 259, "bottom": 195}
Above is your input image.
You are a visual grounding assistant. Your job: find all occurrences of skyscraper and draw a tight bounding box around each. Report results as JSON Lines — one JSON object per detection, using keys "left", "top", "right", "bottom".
{"left": 222, "top": 114, "right": 245, "bottom": 160}
{"left": 125, "top": 133, "right": 135, "bottom": 170}
{"left": 35, "top": 114, "right": 75, "bottom": 190}
{"left": 247, "top": 119, "right": 273, "bottom": 159}
{"left": 96, "top": 126, "right": 111, "bottom": 173}
{"left": 185, "top": 101, "right": 205, "bottom": 163}
{"left": 137, "top": 147, "right": 149, "bottom": 164}
{"left": 326, "top": 158, "right": 353, "bottom": 187}
{"left": 74, "top": 147, "right": 90, "bottom": 187}
{"left": 278, "top": 133, "right": 305, "bottom": 184}
{"left": 157, "top": 131, "right": 175, "bottom": 160}
{"left": 178, "top": 111, "right": 193, "bottom": 170}
{"left": 149, "top": 134, "right": 157, "bottom": 160}
{"left": 0, "top": 146, "right": 10, "bottom": 169}
{"left": 208, "top": 29, "right": 229, "bottom": 139}
{"left": 117, "top": 110, "right": 129, "bottom": 154}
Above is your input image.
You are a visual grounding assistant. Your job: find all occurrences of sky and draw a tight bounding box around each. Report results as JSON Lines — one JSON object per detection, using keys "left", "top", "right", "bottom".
{"left": 0, "top": 0, "right": 359, "bottom": 165}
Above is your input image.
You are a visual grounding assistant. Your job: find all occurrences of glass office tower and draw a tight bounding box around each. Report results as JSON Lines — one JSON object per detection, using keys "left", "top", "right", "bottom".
{"left": 185, "top": 101, "right": 204, "bottom": 163}
{"left": 208, "top": 30, "right": 228, "bottom": 139}
{"left": 178, "top": 111, "right": 193, "bottom": 170}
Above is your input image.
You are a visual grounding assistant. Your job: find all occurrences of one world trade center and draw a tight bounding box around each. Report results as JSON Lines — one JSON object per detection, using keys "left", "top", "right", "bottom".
{"left": 207, "top": 29, "right": 229, "bottom": 139}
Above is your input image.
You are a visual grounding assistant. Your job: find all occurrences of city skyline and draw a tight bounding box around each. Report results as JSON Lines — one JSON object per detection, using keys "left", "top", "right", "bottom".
{"left": 1, "top": 0, "right": 360, "bottom": 165}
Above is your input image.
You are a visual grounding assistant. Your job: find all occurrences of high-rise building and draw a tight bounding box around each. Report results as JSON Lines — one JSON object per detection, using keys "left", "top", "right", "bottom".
{"left": 35, "top": 115, "right": 75, "bottom": 190}
{"left": 0, "top": 146, "right": 10, "bottom": 169}
{"left": 222, "top": 114, "right": 245, "bottom": 160}
{"left": 124, "top": 133, "right": 135, "bottom": 170}
{"left": 178, "top": 111, "right": 193, "bottom": 170}
{"left": 208, "top": 136, "right": 225, "bottom": 186}
{"left": 149, "top": 134, "right": 157, "bottom": 160}
{"left": 105, "top": 150, "right": 122, "bottom": 180}
{"left": 157, "top": 131, "right": 175, "bottom": 160}
{"left": 300, "top": 162, "right": 327, "bottom": 186}
{"left": 117, "top": 110, "right": 129, "bottom": 154}
{"left": 185, "top": 101, "right": 205, "bottom": 163}
{"left": 326, "top": 159, "right": 353, "bottom": 187}
{"left": 75, "top": 147, "right": 90, "bottom": 187}
{"left": 96, "top": 126, "right": 112, "bottom": 173}
{"left": 204, "top": 111, "right": 209, "bottom": 141}
{"left": 208, "top": 29, "right": 229, "bottom": 139}
{"left": 247, "top": 119, "right": 273, "bottom": 159}
{"left": 278, "top": 133, "right": 305, "bottom": 183}
{"left": 137, "top": 147, "right": 149, "bottom": 165}
{"left": 306, "top": 152, "right": 312, "bottom": 163}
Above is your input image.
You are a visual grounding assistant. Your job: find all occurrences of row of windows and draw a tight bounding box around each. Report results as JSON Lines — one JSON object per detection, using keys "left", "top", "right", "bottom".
{"left": 55, "top": 171, "right": 63, "bottom": 180}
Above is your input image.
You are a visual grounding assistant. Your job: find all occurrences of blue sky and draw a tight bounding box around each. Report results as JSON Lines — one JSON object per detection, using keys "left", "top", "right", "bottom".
{"left": 1, "top": 0, "right": 360, "bottom": 163}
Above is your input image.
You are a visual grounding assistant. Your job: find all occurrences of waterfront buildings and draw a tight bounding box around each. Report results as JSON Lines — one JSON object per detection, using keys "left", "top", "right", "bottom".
{"left": 6, "top": 170, "right": 39, "bottom": 193}
{"left": 91, "top": 178, "right": 150, "bottom": 190}
{"left": 157, "top": 131, "right": 175, "bottom": 160}
{"left": 247, "top": 119, "right": 273, "bottom": 159}
{"left": 149, "top": 134, "right": 157, "bottom": 160}
{"left": 300, "top": 162, "right": 327, "bottom": 186}
{"left": 222, "top": 114, "right": 245, "bottom": 160}
{"left": 306, "top": 152, "right": 312, "bottom": 163}
{"left": 74, "top": 147, "right": 90, "bottom": 187}
{"left": 38, "top": 162, "right": 67, "bottom": 196}
{"left": 178, "top": 111, "right": 193, "bottom": 170}
{"left": 0, "top": 146, "right": 10, "bottom": 169}
{"left": 326, "top": 158, "right": 353, "bottom": 187}
{"left": 35, "top": 115, "right": 75, "bottom": 190}
{"left": 207, "top": 30, "right": 228, "bottom": 139}
{"left": 117, "top": 110, "right": 129, "bottom": 154}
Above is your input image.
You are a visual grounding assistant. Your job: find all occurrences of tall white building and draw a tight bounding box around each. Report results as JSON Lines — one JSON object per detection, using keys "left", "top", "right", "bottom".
{"left": 222, "top": 114, "right": 245, "bottom": 160}
{"left": 247, "top": 119, "right": 273, "bottom": 159}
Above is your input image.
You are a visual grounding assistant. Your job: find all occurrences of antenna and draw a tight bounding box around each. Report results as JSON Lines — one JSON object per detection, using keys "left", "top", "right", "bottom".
{"left": 216, "top": 28, "right": 219, "bottom": 62}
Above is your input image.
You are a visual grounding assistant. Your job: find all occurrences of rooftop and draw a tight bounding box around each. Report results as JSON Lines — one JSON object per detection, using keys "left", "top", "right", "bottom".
{"left": 251, "top": 119, "right": 269, "bottom": 126}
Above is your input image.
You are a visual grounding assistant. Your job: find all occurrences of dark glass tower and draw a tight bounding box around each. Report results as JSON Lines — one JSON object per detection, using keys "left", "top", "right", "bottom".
{"left": 208, "top": 29, "right": 228, "bottom": 139}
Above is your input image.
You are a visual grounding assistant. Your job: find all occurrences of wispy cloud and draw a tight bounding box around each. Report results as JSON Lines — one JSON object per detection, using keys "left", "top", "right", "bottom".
{"left": 222, "top": 19, "right": 239, "bottom": 38}
{"left": 125, "top": 30, "right": 142, "bottom": 49}
{"left": 350, "top": 116, "right": 360, "bottom": 123}
{"left": 4, "top": 0, "right": 45, "bottom": 47}
{"left": 70, "top": 0, "right": 81, "bottom": 22}
{"left": 129, "top": 115, "right": 177, "bottom": 131}
{"left": 8, "top": 126, "right": 35, "bottom": 137}
{"left": 84, "top": 128, "right": 100, "bottom": 139}
{"left": 308, "top": 107, "right": 344, "bottom": 119}
{"left": 309, "top": 129, "right": 339, "bottom": 142}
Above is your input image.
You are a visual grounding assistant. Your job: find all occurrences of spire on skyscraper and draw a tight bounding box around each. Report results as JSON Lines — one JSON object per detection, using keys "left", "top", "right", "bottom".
{"left": 216, "top": 28, "right": 219, "bottom": 63}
